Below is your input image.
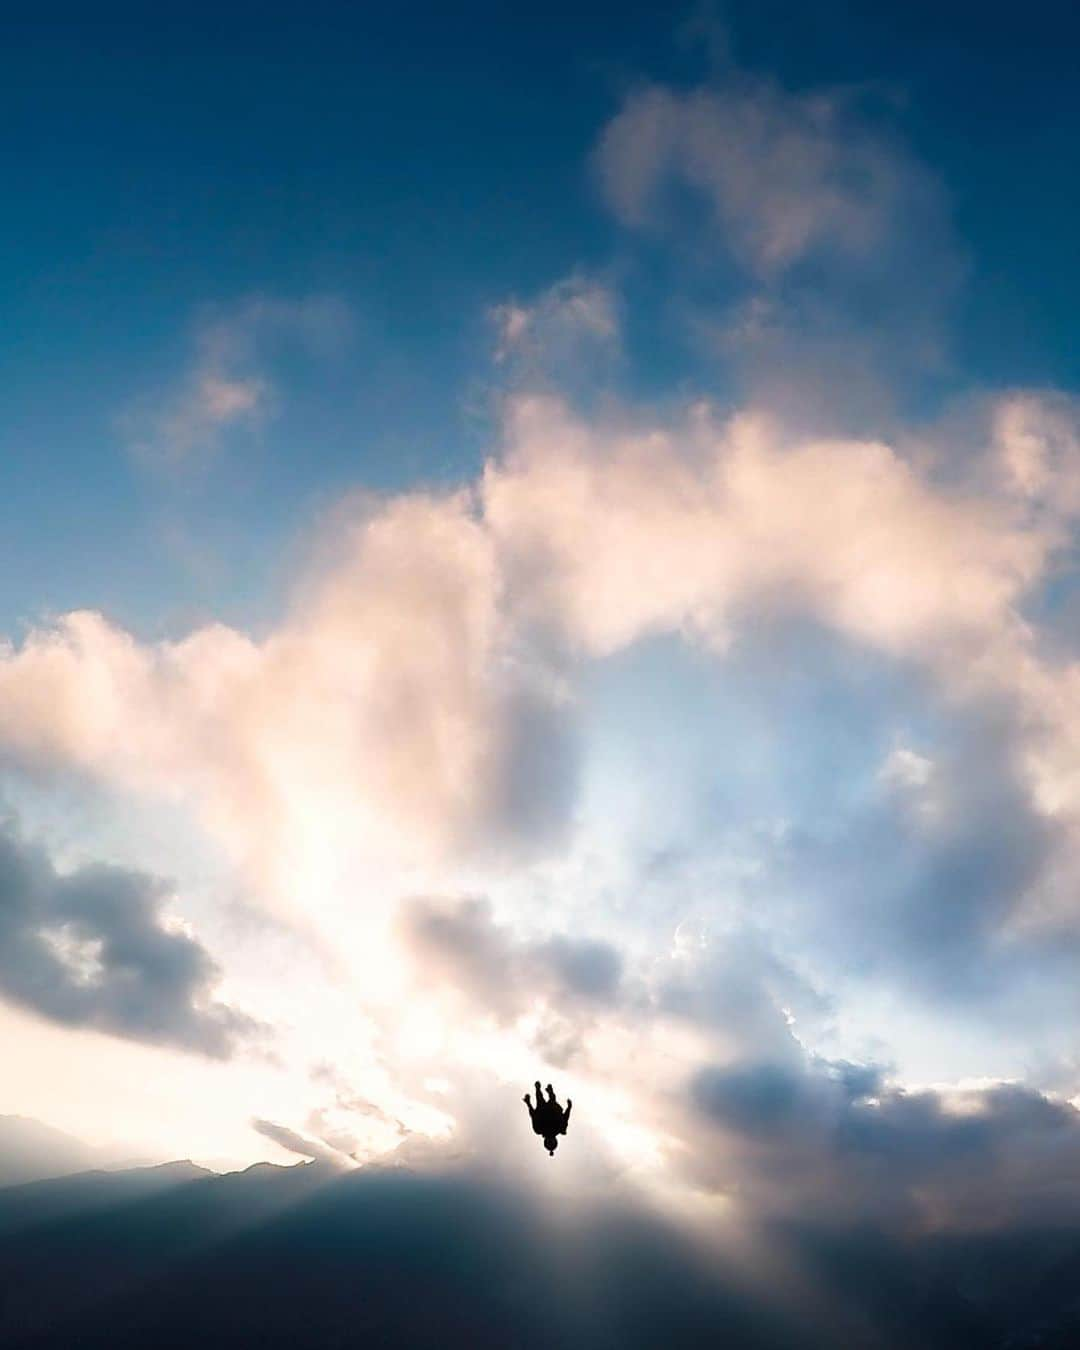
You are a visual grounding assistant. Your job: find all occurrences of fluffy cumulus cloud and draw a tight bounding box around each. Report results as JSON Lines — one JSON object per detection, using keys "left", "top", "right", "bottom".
{"left": 1, "top": 388, "right": 1079, "bottom": 951}
{"left": 0, "top": 813, "right": 259, "bottom": 1057}
{"left": 0, "top": 489, "right": 578, "bottom": 897}
{"left": 487, "top": 396, "right": 1042, "bottom": 658}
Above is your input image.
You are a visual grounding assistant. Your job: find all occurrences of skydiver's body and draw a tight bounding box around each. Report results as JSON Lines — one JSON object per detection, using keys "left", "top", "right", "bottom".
{"left": 523, "top": 1081, "right": 572, "bottom": 1154}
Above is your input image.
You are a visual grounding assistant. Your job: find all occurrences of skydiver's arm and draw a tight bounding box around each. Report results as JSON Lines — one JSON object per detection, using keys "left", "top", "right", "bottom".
{"left": 562, "top": 1099, "right": 572, "bottom": 1130}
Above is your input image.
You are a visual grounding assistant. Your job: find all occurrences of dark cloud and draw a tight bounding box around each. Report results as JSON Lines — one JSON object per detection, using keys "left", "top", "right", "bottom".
{"left": 539, "top": 934, "right": 622, "bottom": 1000}
{"left": 396, "top": 895, "right": 623, "bottom": 1021}
{"left": 0, "top": 814, "right": 262, "bottom": 1057}
{"left": 688, "top": 1050, "right": 1080, "bottom": 1230}
{"left": 616, "top": 877, "right": 1080, "bottom": 1235}
{"left": 693, "top": 1060, "right": 805, "bottom": 1134}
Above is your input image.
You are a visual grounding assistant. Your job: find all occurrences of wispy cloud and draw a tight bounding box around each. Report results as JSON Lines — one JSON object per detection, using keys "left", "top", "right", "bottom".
{"left": 596, "top": 79, "right": 932, "bottom": 275}
{"left": 120, "top": 294, "right": 351, "bottom": 471}
{"left": 594, "top": 67, "right": 962, "bottom": 428}
{"left": 251, "top": 1117, "right": 352, "bottom": 1167}
{"left": 491, "top": 276, "right": 618, "bottom": 365}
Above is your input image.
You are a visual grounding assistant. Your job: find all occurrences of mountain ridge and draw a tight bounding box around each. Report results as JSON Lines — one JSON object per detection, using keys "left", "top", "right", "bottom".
{"left": 2, "top": 1159, "right": 1080, "bottom": 1347}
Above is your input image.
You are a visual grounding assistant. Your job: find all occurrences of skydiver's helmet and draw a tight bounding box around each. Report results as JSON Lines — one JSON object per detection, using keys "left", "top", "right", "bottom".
{"left": 544, "top": 1136, "right": 558, "bottom": 1155}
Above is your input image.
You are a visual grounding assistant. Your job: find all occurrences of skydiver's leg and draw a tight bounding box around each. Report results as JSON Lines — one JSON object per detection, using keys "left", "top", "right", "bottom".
{"left": 545, "top": 1084, "right": 556, "bottom": 1105}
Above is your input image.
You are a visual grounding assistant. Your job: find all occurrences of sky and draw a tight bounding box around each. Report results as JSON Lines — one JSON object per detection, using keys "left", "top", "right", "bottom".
{"left": 4, "top": 0, "right": 1080, "bottom": 1262}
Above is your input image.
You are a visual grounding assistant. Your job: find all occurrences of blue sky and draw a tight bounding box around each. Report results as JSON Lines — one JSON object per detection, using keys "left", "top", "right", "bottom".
{"left": 3, "top": 1, "right": 1080, "bottom": 1259}
{"left": 4, "top": 1, "right": 1080, "bottom": 635}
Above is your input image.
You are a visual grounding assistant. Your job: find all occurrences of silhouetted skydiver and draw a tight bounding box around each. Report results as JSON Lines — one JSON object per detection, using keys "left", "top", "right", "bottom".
{"left": 523, "top": 1080, "right": 572, "bottom": 1155}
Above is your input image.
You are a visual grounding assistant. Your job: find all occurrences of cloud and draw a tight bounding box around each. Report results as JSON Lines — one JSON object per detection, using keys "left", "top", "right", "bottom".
{"left": 1, "top": 381, "right": 1080, "bottom": 1152}
{"left": 250, "top": 1118, "right": 351, "bottom": 1167}
{"left": 653, "top": 925, "right": 829, "bottom": 1061}
{"left": 0, "top": 812, "right": 261, "bottom": 1057}
{"left": 1, "top": 389, "right": 1078, "bottom": 950}
{"left": 0, "top": 489, "right": 579, "bottom": 901}
{"left": 595, "top": 73, "right": 955, "bottom": 282}
{"left": 304, "top": 1062, "right": 410, "bottom": 1158}
{"left": 989, "top": 390, "right": 1080, "bottom": 521}
{"left": 387, "top": 889, "right": 1080, "bottom": 1236}
{"left": 490, "top": 276, "right": 619, "bottom": 391}
{"left": 396, "top": 895, "right": 622, "bottom": 1021}
{"left": 687, "top": 1052, "right": 1080, "bottom": 1231}
{"left": 594, "top": 71, "right": 961, "bottom": 428}
{"left": 762, "top": 719, "right": 1072, "bottom": 1007}
{"left": 486, "top": 395, "right": 1044, "bottom": 662}
{"left": 130, "top": 368, "right": 266, "bottom": 471}
{"left": 122, "top": 340, "right": 269, "bottom": 472}
{"left": 121, "top": 294, "right": 351, "bottom": 469}
{"left": 693, "top": 1059, "right": 817, "bottom": 1133}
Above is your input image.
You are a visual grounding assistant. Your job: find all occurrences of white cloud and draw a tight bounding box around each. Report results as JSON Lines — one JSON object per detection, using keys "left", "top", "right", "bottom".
{"left": 487, "top": 395, "right": 1045, "bottom": 663}
{"left": 4, "top": 390, "right": 1079, "bottom": 910}
{"left": 0, "top": 486, "right": 577, "bottom": 913}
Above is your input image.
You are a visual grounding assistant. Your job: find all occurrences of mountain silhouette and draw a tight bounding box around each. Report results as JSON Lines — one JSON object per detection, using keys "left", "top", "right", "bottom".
{"left": 4, "top": 1161, "right": 1080, "bottom": 1347}
{"left": 0, "top": 1159, "right": 810, "bottom": 1349}
{"left": 0, "top": 1158, "right": 211, "bottom": 1239}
